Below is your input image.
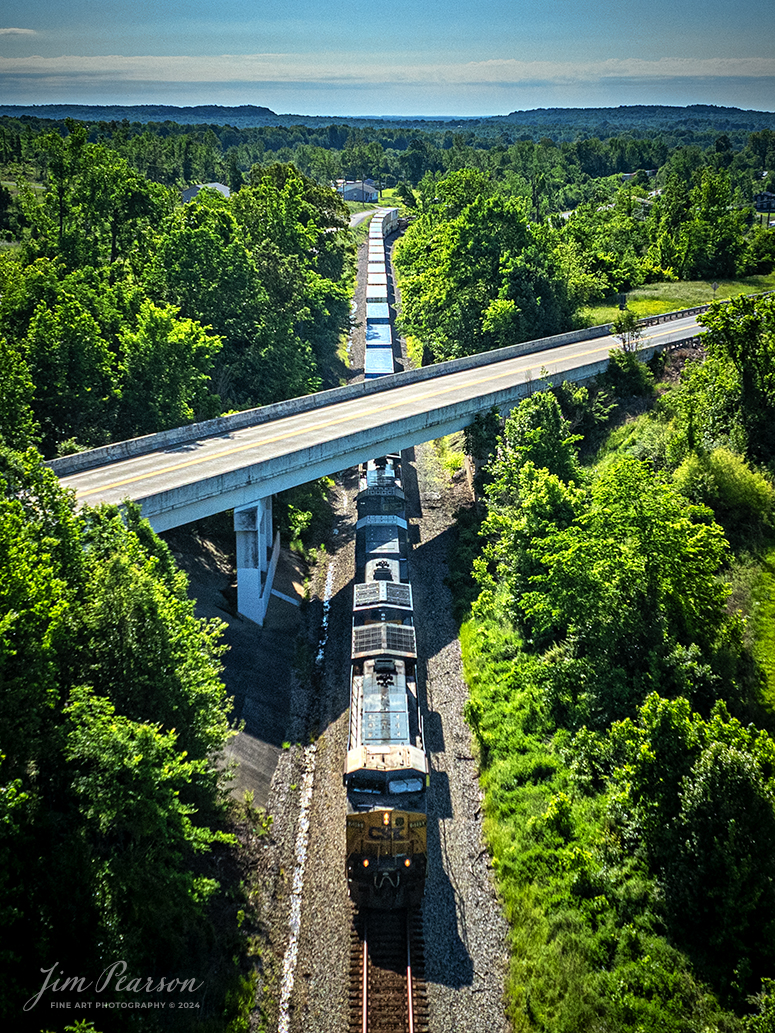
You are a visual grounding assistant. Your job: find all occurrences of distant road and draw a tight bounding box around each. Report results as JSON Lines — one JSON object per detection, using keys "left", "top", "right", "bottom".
{"left": 349, "top": 210, "right": 374, "bottom": 226}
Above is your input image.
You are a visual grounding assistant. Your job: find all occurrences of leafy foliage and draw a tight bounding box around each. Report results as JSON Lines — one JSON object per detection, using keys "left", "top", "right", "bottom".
{"left": 456, "top": 372, "right": 775, "bottom": 1030}
{"left": 699, "top": 295, "right": 775, "bottom": 462}
{"left": 600, "top": 347, "right": 655, "bottom": 399}
{"left": 602, "top": 696, "right": 775, "bottom": 996}
{"left": 0, "top": 119, "right": 353, "bottom": 456}
{"left": 393, "top": 172, "right": 577, "bottom": 363}
{"left": 0, "top": 450, "right": 238, "bottom": 1027}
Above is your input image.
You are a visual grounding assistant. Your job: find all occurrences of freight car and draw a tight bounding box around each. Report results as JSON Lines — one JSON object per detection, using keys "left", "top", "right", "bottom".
{"left": 363, "top": 208, "right": 399, "bottom": 382}
{"left": 344, "top": 455, "right": 429, "bottom": 909}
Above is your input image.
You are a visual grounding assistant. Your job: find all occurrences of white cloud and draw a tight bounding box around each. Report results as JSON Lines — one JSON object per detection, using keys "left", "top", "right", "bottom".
{"left": 0, "top": 52, "right": 774, "bottom": 87}
{"left": 0, "top": 28, "right": 36, "bottom": 36}
{"left": 459, "top": 57, "right": 775, "bottom": 82}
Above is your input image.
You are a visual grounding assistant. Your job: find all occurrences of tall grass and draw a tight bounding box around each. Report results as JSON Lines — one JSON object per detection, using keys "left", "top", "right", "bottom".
{"left": 579, "top": 272, "right": 775, "bottom": 326}
{"left": 751, "top": 546, "right": 775, "bottom": 712}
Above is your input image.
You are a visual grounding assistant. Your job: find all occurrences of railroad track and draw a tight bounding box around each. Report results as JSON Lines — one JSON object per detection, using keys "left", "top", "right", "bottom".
{"left": 349, "top": 909, "right": 429, "bottom": 1033}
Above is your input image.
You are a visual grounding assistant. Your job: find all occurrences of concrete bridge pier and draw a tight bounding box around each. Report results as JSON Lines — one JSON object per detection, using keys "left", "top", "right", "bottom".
{"left": 234, "top": 496, "right": 280, "bottom": 626}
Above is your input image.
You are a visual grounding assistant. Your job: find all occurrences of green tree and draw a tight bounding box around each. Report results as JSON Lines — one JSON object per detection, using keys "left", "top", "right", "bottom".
{"left": 609, "top": 695, "right": 775, "bottom": 998}
{"left": 498, "top": 390, "right": 581, "bottom": 485}
{"left": 395, "top": 180, "right": 417, "bottom": 208}
{"left": 150, "top": 191, "right": 264, "bottom": 351}
{"left": 521, "top": 456, "right": 733, "bottom": 724}
{"left": 672, "top": 447, "right": 775, "bottom": 547}
{"left": 699, "top": 294, "right": 775, "bottom": 462}
{"left": 0, "top": 336, "right": 38, "bottom": 449}
{"left": 473, "top": 392, "right": 582, "bottom": 627}
{"left": 610, "top": 308, "right": 643, "bottom": 352}
{"left": 23, "top": 296, "right": 117, "bottom": 455}
{"left": 118, "top": 300, "right": 222, "bottom": 437}
{"left": 395, "top": 175, "right": 575, "bottom": 363}
{"left": 0, "top": 451, "right": 233, "bottom": 1024}
{"left": 20, "top": 121, "right": 170, "bottom": 270}
{"left": 648, "top": 168, "right": 746, "bottom": 280}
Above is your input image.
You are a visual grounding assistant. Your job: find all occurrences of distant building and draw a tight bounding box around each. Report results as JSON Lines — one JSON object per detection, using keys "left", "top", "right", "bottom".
{"left": 181, "top": 182, "right": 231, "bottom": 203}
{"left": 337, "top": 180, "right": 379, "bottom": 202}
{"left": 754, "top": 191, "right": 775, "bottom": 212}
{"left": 620, "top": 169, "right": 657, "bottom": 182}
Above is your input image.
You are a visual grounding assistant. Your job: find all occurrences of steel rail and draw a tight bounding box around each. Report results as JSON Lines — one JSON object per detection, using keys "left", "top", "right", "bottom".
{"left": 362, "top": 926, "right": 368, "bottom": 1033}
{"left": 406, "top": 911, "right": 415, "bottom": 1033}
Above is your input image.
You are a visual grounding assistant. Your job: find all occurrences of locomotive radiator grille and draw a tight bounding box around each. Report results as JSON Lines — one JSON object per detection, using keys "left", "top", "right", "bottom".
{"left": 354, "top": 582, "right": 413, "bottom": 610}
{"left": 352, "top": 623, "right": 417, "bottom": 658}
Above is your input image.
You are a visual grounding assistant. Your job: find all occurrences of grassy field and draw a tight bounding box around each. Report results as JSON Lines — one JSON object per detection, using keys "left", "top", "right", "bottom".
{"left": 579, "top": 271, "right": 775, "bottom": 325}
{"left": 344, "top": 200, "right": 378, "bottom": 214}
{"left": 376, "top": 187, "right": 402, "bottom": 206}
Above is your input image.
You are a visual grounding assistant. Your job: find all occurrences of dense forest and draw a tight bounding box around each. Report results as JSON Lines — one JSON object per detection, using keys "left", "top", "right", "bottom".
{"left": 2, "top": 108, "right": 775, "bottom": 1032}
{"left": 2, "top": 106, "right": 775, "bottom": 205}
{"left": 449, "top": 293, "right": 775, "bottom": 1031}
{"left": 392, "top": 159, "right": 774, "bottom": 365}
{"left": 0, "top": 119, "right": 353, "bottom": 458}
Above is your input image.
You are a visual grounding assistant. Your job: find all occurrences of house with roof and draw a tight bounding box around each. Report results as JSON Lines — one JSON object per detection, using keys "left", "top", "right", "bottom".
{"left": 181, "top": 182, "right": 231, "bottom": 203}
{"left": 337, "top": 180, "right": 379, "bottom": 202}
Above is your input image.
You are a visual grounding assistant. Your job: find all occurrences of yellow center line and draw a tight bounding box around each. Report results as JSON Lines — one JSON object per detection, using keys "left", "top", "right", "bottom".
{"left": 74, "top": 320, "right": 695, "bottom": 499}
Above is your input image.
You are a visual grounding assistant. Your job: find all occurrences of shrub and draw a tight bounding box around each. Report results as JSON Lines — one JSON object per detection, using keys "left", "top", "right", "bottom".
{"left": 673, "top": 448, "right": 775, "bottom": 545}
{"left": 602, "top": 348, "right": 655, "bottom": 398}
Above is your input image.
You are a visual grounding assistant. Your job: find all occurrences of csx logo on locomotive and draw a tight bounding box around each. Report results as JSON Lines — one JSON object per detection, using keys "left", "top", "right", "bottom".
{"left": 368, "top": 826, "right": 407, "bottom": 841}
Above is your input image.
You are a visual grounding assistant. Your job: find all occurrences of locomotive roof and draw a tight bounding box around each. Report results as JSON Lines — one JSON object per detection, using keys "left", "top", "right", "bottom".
{"left": 350, "top": 657, "right": 411, "bottom": 747}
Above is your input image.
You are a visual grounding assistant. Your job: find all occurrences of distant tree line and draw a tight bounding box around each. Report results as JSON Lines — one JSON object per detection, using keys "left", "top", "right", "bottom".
{"left": 2, "top": 113, "right": 775, "bottom": 203}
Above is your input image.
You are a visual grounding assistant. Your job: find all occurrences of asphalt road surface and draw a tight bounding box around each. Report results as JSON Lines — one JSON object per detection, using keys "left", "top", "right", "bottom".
{"left": 60, "top": 313, "right": 701, "bottom": 513}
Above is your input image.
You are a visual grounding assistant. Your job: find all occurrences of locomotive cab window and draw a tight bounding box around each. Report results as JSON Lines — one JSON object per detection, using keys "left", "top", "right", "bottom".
{"left": 349, "top": 772, "right": 385, "bottom": 793}
{"left": 388, "top": 777, "right": 425, "bottom": 794}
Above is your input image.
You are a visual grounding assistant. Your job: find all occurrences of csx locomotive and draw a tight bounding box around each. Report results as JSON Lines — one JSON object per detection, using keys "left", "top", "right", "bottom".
{"left": 344, "top": 454, "right": 429, "bottom": 909}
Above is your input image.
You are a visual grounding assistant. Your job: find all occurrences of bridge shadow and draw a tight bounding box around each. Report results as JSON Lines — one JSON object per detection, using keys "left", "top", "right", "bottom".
{"left": 421, "top": 707, "right": 446, "bottom": 756}
{"left": 401, "top": 446, "right": 422, "bottom": 520}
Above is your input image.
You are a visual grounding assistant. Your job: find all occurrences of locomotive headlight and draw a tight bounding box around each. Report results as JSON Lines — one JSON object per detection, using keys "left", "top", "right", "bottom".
{"left": 404, "top": 858, "right": 411, "bottom": 867}
{"left": 382, "top": 812, "right": 390, "bottom": 826}
{"left": 362, "top": 859, "right": 370, "bottom": 868}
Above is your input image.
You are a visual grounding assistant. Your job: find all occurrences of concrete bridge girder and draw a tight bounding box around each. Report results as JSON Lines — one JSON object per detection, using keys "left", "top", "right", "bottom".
{"left": 140, "top": 355, "right": 617, "bottom": 623}
{"left": 54, "top": 322, "right": 677, "bottom": 623}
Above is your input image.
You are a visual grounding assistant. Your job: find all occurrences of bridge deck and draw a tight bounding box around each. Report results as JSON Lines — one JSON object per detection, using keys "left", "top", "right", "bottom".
{"left": 60, "top": 314, "right": 699, "bottom": 530}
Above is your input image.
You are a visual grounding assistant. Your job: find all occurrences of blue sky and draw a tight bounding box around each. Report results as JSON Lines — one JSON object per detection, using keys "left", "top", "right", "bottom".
{"left": 1, "top": 0, "right": 774, "bottom": 116}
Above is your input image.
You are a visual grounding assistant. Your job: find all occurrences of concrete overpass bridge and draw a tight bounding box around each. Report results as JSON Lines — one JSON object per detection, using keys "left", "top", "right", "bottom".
{"left": 52, "top": 309, "right": 704, "bottom": 624}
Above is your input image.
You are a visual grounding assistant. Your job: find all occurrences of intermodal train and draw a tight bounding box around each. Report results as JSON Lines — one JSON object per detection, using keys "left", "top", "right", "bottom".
{"left": 363, "top": 207, "right": 400, "bottom": 380}
{"left": 344, "top": 207, "right": 430, "bottom": 910}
